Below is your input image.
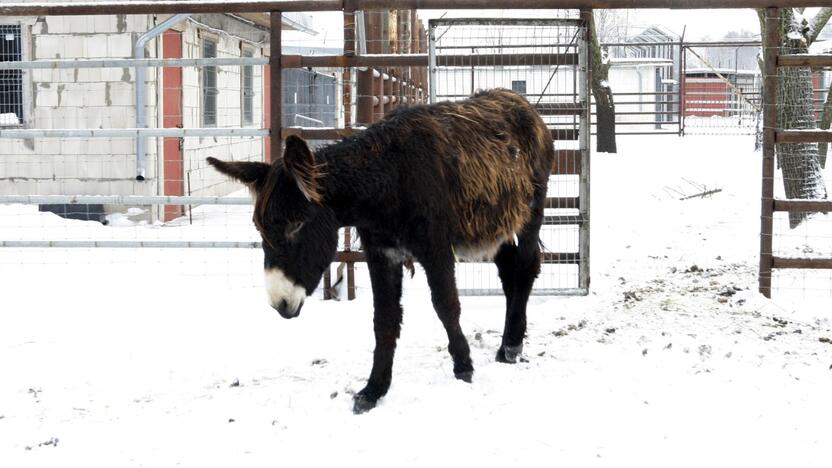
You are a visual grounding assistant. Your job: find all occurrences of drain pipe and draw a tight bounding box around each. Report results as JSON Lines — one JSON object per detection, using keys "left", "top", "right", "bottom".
{"left": 135, "top": 13, "right": 190, "bottom": 181}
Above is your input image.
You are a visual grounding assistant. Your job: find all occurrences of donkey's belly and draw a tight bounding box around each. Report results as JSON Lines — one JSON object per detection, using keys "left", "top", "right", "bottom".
{"left": 453, "top": 236, "right": 513, "bottom": 262}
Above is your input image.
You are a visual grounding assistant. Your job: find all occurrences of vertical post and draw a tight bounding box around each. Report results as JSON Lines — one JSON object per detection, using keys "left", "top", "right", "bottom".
{"left": 678, "top": 40, "right": 685, "bottom": 136}
{"left": 343, "top": 5, "right": 355, "bottom": 127}
{"left": 357, "top": 10, "right": 374, "bottom": 125}
{"left": 579, "top": 9, "right": 592, "bottom": 294}
{"left": 428, "top": 21, "right": 436, "bottom": 103}
{"left": 270, "top": 11, "right": 282, "bottom": 164}
{"left": 760, "top": 7, "right": 780, "bottom": 298}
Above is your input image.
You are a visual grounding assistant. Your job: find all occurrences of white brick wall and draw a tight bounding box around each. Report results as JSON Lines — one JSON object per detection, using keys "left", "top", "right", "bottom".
{"left": 1, "top": 14, "right": 269, "bottom": 209}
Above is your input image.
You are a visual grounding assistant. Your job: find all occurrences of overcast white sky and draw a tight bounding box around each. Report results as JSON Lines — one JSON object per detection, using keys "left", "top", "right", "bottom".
{"left": 285, "top": 8, "right": 830, "bottom": 48}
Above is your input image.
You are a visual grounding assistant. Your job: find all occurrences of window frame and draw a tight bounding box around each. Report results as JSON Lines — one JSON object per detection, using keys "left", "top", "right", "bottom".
{"left": 200, "top": 34, "right": 219, "bottom": 128}
{"left": 240, "top": 46, "right": 255, "bottom": 126}
{"left": 511, "top": 80, "right": 527, "bottom": 96}
{"left": 0, "top": 23, "right": 30, "bottom": 129}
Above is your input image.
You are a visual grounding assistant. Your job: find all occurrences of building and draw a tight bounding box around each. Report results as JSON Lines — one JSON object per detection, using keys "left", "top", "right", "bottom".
{"left": 0, "top": 12, "right": 340, "bottom": 222}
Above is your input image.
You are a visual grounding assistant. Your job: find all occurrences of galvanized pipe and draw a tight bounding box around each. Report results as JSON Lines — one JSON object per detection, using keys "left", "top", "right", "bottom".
{"left": 0, "top": 57, "right": 269, "bottom": 70}
{"left": 135, "top": 14, "right": 190, "bottom": 181}
{"left": 0, "top": 195, "right": 251, "bottom": 205}
{"left": 0, "top": 128, "right": 268, "bottom": 138}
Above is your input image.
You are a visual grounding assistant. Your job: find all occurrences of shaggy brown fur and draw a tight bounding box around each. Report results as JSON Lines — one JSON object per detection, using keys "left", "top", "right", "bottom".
{"left": 422, "top": 89, "right": 552, "bottom": 251}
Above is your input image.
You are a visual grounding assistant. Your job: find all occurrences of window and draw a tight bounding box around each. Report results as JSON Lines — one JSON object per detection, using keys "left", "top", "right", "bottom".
{"left": 202, "top": 38, "right": 218, "bottom": 126}
{"left": 511, "top": 80, "right": 527, "bottom": 95}
{"left": 241, "top": 49, "right": 254, "bottom": 125}
{"left": 0, "top": 25, "right": 23, "bottom": 127}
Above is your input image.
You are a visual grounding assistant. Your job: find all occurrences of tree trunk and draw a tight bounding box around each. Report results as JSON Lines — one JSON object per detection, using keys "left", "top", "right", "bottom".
{"left": 818, "top": 79, "right": 832, "bottom": 168}
{"left": 589, "top": 13, "right": 616, "bottom": 154}
{"left": 777, "top": 10, "right": 828, "bottom": 228}
{"left": 593, "top": 81, "right": 616, "bottom": 153}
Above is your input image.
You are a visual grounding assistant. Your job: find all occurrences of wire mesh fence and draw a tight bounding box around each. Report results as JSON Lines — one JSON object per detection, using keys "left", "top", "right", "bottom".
{"left": 761, "top": 8, "right": 832, "bottom": 299}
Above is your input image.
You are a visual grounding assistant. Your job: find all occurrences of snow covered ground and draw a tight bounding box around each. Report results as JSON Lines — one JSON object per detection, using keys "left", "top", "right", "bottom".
{"left": 1, "top": 134, "right": 831, "bottom": 467}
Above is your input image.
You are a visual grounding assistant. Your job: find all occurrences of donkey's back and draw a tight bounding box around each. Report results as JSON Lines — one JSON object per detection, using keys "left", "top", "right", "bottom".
{"left": 370, "top": 88, "right": 554, "bottom": 258}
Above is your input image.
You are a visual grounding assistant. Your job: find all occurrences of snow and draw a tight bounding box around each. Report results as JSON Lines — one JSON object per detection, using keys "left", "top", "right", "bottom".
{"left": 1, "top": 135, "right": 832, "bottom": 467}
{"left": 0, "top": 113, "right": 20, "bottom": 126}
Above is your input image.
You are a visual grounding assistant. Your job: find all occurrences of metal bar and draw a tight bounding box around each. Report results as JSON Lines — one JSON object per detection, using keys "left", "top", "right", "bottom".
{"left": 282, "top": 53, "right": 428, "bottom": 68}
{"left": 776, "top": 130, "right": 832, "bottom": 143}
{"left": 0, "top": 57, "right": 269, "bottom": 70}
{"left": 579, "top": 8, "right": 592, "bottom": 293}
{"left": 773, "top": 199, "right": 832, "bottom": 212}
{"left": 0, "top": 240, "right": 263, "bottom": 249}
{"left": 435, "top": 53, "right": 578, "bottom": 67}
{"left": 271, "top": 12, "right": 283, "bottom": 163}
{"left": 544, "top": 198, "right": 580, "bottom": 209}
{"left": 281, "top": 126, "right": 365, "bottom": 140}
{"left": 552, "top": 150, "right": 581, "bottom": 175}
{"left": 0, "top": 195, "right": 251, "bottom": 206}
{"left": 461, "top": 288, "right": 589, "bottom": 297}
{"left": 759, "top": 7, "right": 779, "bottom": 299}
{"left": 428, "top": 21, "right": 436, "bottom": 102}
{"left": 542, "top": 252, "right": 581, "bottom": 263}
{"left": 603, "top": 40, "right": 761, "bottom": 48}
{"left": 429, "top": 18, "right": 583, "bottom": 27}
{"left": 0, "top": 128, "right": 268, "bottom": 139}
{"left": 772, "top": 257, "right": 832, "bottom": 270}
{"left": 543, "top": 215, "right": 584, "bottom": 225}
{"left": 536, "top": 103, "right": 585, "bottom": 115}
{"left": 1, "top": 1, "right": 829, "bottom": 16}
{"left": 778, "top": 55, "right": 832, "bottom": 68}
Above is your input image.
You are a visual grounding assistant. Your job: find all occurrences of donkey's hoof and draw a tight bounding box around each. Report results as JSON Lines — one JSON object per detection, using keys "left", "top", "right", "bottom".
{"left": 454, "top": 370, "right": 474, "bottom": 383}
{"left": 496, "top": 345, "right": 523, "bottom": 364}
{"left": 352, "top": 394, "right": 378, "bottom": 414}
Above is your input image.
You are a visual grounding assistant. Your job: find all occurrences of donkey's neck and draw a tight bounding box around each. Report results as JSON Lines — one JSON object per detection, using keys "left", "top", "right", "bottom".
{"left": 316, "top": 136, "right": 392, "bottom": 228}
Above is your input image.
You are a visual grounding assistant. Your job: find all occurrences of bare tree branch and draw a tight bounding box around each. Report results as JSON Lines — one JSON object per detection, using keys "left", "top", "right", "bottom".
{"left": 808, "top": 7, "right": 832, "bottom": 45}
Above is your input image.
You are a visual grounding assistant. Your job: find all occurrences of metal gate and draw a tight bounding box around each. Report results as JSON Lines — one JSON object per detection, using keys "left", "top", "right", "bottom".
{"left": 428, "top": 16, "right": 591, "bottom": 296}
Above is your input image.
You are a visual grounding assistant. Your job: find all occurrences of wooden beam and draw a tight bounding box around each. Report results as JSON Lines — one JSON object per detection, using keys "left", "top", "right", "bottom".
{"left": 776, "top": 130, "right": 832, "bottom": 144}
{"left": 778, "top": 54, "right": 832, "bottom": 69}
{"left": 773, "top": 199, "right": 832, "bottom": 212}
{"left": 5, "top": 1, "right": 828, "bottom": 16}
{"left": 773, "top": 257, "right": 832, "bottom": 270}
{"left": 759, "top": 7, "right": 779, "bottom": 299}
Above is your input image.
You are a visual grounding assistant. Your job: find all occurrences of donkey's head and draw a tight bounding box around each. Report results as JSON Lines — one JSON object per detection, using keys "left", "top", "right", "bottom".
{"left": 207, "top": 136, "right": 338, "bottom": 319}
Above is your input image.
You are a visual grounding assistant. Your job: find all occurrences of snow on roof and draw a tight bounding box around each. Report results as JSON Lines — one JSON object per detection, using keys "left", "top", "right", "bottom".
{"left": 686, "top": 67, "right": 760, "bottom": 76}
{"left": 608, "top": 57, "right": 673, "bottom": 67}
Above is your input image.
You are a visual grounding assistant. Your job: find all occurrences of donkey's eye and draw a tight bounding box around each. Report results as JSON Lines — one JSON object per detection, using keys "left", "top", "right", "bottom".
{"left": 285, "top": 221, "right": 305, "bottom": 240}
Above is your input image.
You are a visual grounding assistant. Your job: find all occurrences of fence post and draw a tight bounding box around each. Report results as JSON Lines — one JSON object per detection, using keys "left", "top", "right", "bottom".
{"left": 759, "top": 7, "right": 779, "bottom": 298}
{"left": 678, "top": 39, "right": 685, "bottom": 136}
{"left": 270, "top": 11, "right": 282, "bottom": 164}
{"left": 579, "top": 8, "right": 592, "bottom": 293}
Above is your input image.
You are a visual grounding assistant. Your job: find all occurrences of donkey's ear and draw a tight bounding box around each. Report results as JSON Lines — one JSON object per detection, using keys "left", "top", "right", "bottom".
{"left": 207, "top": 157, "right": 270, "bottom": 189}
{"left": 283, "top": 135, "right": 324, "bottom": 204}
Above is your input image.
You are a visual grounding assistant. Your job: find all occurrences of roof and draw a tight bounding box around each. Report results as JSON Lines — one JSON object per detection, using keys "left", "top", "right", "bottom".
{"left": 686, "top": 67, "right": 759, "bottom": 76}
{"left": 233, "top": 12, "right": 316, "bottom": 35}
{"left": 609, "top": 57, "right": 673, "bottom": 67}
{"left": 627, "top": 24, "right": 679, "bottom": 43}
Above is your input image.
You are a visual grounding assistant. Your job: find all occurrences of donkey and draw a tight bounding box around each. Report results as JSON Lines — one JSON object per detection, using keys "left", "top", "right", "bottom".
{"left": 208, "top": 88, "right": 554, "bottom": 413}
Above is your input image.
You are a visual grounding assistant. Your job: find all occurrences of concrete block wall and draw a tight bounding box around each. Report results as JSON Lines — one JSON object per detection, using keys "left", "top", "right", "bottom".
{"left": 0, "top": 14, "right": 268, "bottom": 207}
{"left": 179, "top": 21, "right": 266, "bottom": 199}
{"left": 0, "top": 14, "right": 157, "bottom": 198}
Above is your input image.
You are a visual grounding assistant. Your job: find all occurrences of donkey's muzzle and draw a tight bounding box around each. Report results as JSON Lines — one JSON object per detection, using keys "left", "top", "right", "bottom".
{"left": 274, "top": 299, "right": 302, "bottom": 319}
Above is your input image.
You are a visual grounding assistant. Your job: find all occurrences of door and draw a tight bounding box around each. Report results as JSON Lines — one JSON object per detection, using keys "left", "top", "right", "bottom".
{"left": 163, "top": 30, "right": 184, "bottom": 222}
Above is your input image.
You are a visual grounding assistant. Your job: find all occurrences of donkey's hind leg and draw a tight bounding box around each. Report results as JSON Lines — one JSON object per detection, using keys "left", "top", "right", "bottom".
{"left": 495, "top": 230, "right": 541, "bottom": 363}
{"left": 420, "top": 248, "right": 474, "bottom": 383}
{"left": 353, "top": 246, "right": 404, "bottom": 414}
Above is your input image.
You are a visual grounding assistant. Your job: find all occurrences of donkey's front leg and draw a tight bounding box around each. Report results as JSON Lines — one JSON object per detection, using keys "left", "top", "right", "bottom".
{"left": 420, "top": 249, "right": 474, "bottom": 383}
{"left": 353, "top": 248, "right": 404, "bottom": 414}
